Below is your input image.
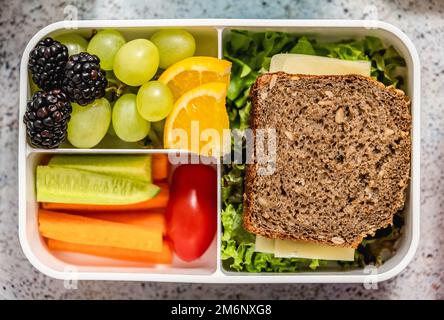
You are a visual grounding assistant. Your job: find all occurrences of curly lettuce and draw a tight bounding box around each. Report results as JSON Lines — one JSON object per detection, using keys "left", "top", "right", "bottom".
{"left": 221, "top": 30, "right": 406, "bottom": 272}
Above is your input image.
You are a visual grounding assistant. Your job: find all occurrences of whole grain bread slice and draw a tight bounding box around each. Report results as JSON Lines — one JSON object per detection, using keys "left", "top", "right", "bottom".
{"left": 243, "top": 72, "right": 411, "bottom": 248}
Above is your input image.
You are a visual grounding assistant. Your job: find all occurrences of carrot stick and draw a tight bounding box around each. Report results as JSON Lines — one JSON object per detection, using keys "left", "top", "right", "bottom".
{"left": 152, "top": 154, "right": 169, "bottom": 181}
{"left": 41, "top": 182, "right": 169, "bottom": 212}
{"left": 76, "top": 210, "right": 166, "bottom": 235}
{"left": 47, "top": 238, "right": 172, "bottom": 264}
{"left": 39, "top": 210, "right": 163, "bottom": 252}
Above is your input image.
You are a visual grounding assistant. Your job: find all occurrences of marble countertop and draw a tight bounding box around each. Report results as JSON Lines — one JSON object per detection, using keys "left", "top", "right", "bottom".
{"left": 1, "top": 0, "right": 443, "bottom": 300}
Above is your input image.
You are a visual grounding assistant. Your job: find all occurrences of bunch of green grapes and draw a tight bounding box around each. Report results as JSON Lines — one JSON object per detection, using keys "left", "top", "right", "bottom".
{"left": 57, "top": 28, "right": 196, "bottom": 147}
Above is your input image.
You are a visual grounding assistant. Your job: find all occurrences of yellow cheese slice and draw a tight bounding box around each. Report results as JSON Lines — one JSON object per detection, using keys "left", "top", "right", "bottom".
{"left": 254, "top": 235, "right": 355, "bottom": 261}
{"left": 269, "top": 53, "right": 371, "bottom": 76}
{"left": 274, "top": 239, "right": 355, "bottom": 261}
{"left": 254, "top": 235, "right": 275, "bottom": 253}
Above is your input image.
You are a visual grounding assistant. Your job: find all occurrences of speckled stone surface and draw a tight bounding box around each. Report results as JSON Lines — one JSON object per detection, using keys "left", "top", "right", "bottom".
{"left": 0, "top": 0, "right": 443, "bottom": 300}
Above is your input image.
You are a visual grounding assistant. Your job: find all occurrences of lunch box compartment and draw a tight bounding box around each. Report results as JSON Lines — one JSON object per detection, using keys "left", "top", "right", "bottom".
{"left": 19, "top": 20, "right": 420, "bottom": 283}
{"left": 26, "top": 26, "right": 218, "bottom": 150}
{"left": 23, "top": 151, "right": 218, "bottom": 277}
{"left": 219, "top": 25, "right": 417, "bottom": 277}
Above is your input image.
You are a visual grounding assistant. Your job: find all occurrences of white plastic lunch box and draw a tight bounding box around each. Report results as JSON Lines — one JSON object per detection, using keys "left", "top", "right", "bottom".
{"left": 18, "top": 19, "right": 420, "bottom": 283}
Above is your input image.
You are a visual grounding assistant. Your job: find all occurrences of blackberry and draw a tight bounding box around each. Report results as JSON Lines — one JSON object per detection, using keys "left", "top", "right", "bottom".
{"left": 62, "top": 52, "right": 108, "bottom": 106}
{"left": 28, "top": 37, "right": 69, "bottom": 90}
{"left": 23, "top": 89, "right": 72, "bottom": 149}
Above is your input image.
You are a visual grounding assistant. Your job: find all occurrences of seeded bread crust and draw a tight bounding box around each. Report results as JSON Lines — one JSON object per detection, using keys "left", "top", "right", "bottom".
{"left": 243, "top": 72, "right": 411, "bottom": 248}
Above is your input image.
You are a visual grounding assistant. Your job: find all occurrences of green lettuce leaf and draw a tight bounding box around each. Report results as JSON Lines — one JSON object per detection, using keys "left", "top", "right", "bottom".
{"left": 220, "top": 198, "right": 315, "bottom": 272}
{"left": 290, "top": 36, "right": 316, "bottom": 55}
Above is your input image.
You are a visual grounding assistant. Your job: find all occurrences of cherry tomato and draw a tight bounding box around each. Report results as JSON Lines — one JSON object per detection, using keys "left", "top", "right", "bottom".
{"left": 166, "top": 164, "right": 217, "bottom": 262}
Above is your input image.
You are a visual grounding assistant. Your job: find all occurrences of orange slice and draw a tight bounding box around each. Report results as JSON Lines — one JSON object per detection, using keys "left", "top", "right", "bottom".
{"left": 158, "top": 56, "right": 232, "bottom": 100}
{"left": 164, "top": 82, "right": 230, "bottom": 157}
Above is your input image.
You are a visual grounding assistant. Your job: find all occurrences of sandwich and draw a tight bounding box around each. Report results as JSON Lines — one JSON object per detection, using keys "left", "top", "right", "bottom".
{"left": 221, "top": 30, "right": 410, "bottom": 272}
{"left": 244, "top": 73, "right": 411, "bottom": 257}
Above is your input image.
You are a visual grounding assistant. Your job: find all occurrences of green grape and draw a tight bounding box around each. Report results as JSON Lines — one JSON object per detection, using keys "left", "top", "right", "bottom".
{"left": 107, "top": 121, "right": 116, "bottom": 136}
{"left": 150, "top": 29, "right": 196, "bottom": 69}
{"left": 67, "top": 98, "right": 111, "bottom": 148}
{"left": 87, "top": 30, "right": 126, "bottom": 70}
{"left": 54, "top": 34, "right": 88, "bottom": 56}
{"left": 122, "top": 85, "right": 139, "bottom": 95}
{"left": 29, "top": 76, "right": 40, "bottom": 94}
{"left": 145, "top": 119, "right": 165, "bottom": 148}
{"left": 112, "top": 94, "right": 150, "bottom": 142}
{"left": 152, "top": 119, "right": 165, "bottom": 136}
{"left": 145, "top": 127, "right": 163, "bottom": 148}
{"left": 136, "top": 81, "right": 173, "bottom": 122}
{"left": 107, "top": 102, "right": 116, "bottom": 136}
{"left": 105, "top": 70, "right": 119, "bottom": 83}
{"left": 113, "top": 39, "right": 159, "bottom": 86}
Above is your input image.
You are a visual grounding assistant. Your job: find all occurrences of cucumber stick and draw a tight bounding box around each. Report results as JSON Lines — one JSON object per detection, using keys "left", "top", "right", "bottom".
{"left": 37, "top": 166, "right": 160, "bottom": 205}
{"left": 48, "top": 154, "right": 152, "bottom": 182}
